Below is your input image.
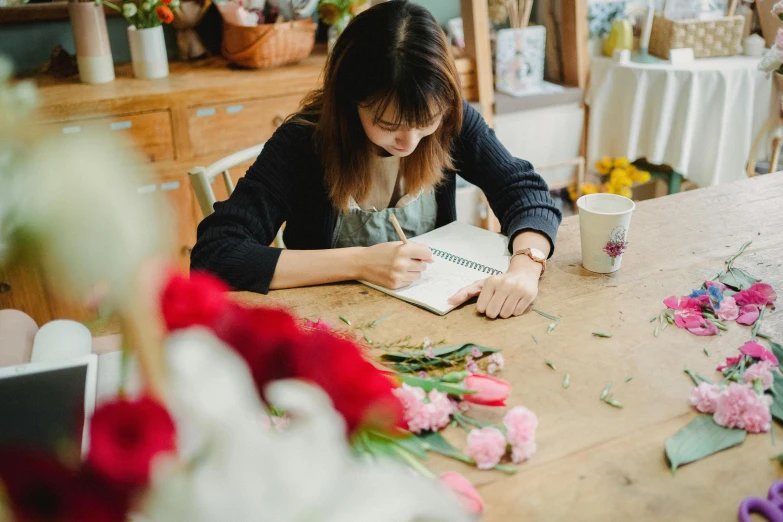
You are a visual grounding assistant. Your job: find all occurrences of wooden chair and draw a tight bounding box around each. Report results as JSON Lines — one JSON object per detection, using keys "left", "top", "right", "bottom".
{"left": 187, "top": 143, "right": 285, "bottom": 247}
{"left": 747, "top": 113, "right": 783, "bottom": 177}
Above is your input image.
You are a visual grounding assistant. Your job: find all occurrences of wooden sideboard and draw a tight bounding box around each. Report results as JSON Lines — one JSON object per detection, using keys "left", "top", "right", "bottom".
{"left": 29, "top": 51, "right": 329, "bottom": 270}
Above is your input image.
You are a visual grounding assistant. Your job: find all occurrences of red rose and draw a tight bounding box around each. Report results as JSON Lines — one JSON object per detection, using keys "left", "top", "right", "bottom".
{"left": 161, "top": 271, "right": 230, "bottom": 331}
{"left": 462, "top": 374, "right": 511, "bottom": 406}
{"left": 0, "top": 449, "right": 127, "bottom": 522}
{"left": 156, "top": 5, "right": 174, "bottom": 24}
{"left": 87, "top": 396, "right": 176, "bottom": 490}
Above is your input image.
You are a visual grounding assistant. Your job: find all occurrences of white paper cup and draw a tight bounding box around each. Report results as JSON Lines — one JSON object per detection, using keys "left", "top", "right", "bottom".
{"left": 577, "top": 193, "right": 635, "bottom": 273}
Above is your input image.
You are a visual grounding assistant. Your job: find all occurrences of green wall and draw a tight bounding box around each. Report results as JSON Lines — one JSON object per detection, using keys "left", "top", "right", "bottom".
{"left": 0, "top": 0, "right": 461, "bottom": 74}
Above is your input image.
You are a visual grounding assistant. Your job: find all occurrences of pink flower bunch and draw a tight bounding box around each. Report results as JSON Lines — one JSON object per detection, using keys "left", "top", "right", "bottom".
{"left": 713, "top": 383, "right": 772, "bottom": 433}
{"left": 393, "top": 384, "right": 455, "bottom": 434}
{"left": 486, "top": 353, "right": 505, "bottom": 375}
{"left": 603, "top": 238, "right": 627, "bottom": 258}
{"left": 718, "top": 341, "right": 779, "bottom": 373}
{"left": 464, "top": 406, "right": 538, "bottom": 469}
{"left": 664, "top": 282, "right": 777, "bottom": 337}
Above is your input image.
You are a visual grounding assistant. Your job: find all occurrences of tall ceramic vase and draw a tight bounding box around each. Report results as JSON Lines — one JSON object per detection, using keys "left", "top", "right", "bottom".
{"left": 128, "top": 25, "right": 169, "bottom": 79}
{"left": 68, "top": 2, "right": 115, "bottom": 84}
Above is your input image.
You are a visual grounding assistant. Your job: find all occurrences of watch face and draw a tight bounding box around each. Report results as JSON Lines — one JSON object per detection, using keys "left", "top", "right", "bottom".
{"left": 529, "top": 248, "right": 546, "bottom": 261}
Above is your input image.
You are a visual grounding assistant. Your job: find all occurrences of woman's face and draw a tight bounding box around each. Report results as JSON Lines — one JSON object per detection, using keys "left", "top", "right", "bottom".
{"left": 358, "top": 102, "right": 442, "bottom": 157}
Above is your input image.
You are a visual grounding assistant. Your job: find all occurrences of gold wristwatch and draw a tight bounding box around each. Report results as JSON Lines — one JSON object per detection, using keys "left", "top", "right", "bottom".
{"left": 510, "top": 247, "right": 547, "bottom": 276}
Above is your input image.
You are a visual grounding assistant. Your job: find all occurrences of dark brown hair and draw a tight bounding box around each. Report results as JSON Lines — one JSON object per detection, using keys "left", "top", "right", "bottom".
{"left": 296, "top": 0, "right": 463, "bottom": 210}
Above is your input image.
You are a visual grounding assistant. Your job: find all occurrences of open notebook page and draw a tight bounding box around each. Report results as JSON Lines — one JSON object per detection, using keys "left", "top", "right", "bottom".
{"left": 361, "top": 222, "right": 511, "bottom": 315}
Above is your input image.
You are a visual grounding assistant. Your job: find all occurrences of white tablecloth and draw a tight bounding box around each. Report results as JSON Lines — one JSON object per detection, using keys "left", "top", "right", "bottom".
{"left": 587, "top": 56, "right": 778, "bottom": 187}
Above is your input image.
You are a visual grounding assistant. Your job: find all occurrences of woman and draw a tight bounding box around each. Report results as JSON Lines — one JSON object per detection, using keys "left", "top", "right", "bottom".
{"left": 191, "top": 0, "right": 561, "bottom": 319}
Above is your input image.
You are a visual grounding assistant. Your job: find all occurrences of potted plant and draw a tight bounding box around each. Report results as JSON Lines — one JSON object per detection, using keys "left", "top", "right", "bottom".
{"left": 97, "top": 0, "right": 181, "bottom": 79}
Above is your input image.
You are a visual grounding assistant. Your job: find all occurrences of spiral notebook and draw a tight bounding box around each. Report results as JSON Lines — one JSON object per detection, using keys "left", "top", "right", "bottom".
{"left": 361, "top": 221, "right": 510, "bottom": 315}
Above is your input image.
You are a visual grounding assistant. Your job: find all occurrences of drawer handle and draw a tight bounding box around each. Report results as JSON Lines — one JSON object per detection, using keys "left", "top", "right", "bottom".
{"left": 110, "top": 121, "right": 132, "bottom": 131}
{"left": 0, "top": 281, "right": 10, "bottom": 293}
{"left": 161, "top": 181, "right": 180, "bottom": 191}
{"left": 226, "top": 105, "right": 244, "bottom": 115}
{"left": 62, "top": 125, "right": 81, "bottom": 134}
{"left": 137, "top": 184, "right": 157, "bottom": 194}
{"left": 273, "top": 115, "right": 284, "bottom": 127}
{"left": 197, "top": 107, "right": 216, "bottom": 118}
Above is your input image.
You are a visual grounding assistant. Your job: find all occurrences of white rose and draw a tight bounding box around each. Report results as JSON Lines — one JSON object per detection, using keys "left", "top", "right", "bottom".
{"left": 123, "top": 2, "right": 138, "bottom": 17}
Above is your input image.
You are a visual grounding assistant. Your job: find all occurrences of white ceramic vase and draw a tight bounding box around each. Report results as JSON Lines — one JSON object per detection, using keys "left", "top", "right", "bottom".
{"left": 128, "top": 25, "right": 169, "bottom": 79}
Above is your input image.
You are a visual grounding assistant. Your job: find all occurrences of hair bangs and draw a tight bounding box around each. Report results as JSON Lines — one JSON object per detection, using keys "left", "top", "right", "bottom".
{"left": 364, "top": 75, "right": 450, "bottom": 130}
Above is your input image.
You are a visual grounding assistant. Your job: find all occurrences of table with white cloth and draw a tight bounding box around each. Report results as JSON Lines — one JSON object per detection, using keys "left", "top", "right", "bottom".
{"left": 587, "top": 56, "right": 778, "bottom": 188}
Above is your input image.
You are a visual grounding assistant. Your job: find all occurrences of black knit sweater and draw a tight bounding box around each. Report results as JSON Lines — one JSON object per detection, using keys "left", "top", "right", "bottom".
{"left": 190, "top": 101, "right": 562, "bottom": 293}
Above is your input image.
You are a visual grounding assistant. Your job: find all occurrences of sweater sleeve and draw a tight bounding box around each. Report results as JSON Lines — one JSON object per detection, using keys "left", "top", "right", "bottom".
{"left": 189, "top": 122, "right": 310, "bottom": 293}
{"left": 453, "top": 101, "right": 562, "bottom": 256}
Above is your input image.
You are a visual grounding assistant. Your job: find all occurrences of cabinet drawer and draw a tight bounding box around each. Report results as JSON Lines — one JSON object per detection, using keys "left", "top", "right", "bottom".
{"left": 136, "top": 175, "right": 196, "bottom": 270}
{"left": 41, "top": 111, "right": 174, "bottom": 163}
{"left": 188, "top": 95, "right": 303, "bottom": 157}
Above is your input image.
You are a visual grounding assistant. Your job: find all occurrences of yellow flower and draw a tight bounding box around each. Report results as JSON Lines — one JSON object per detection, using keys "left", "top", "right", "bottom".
{"left": 612, "top": 157, "right": 630, "bottom": 169}
{"left": 595, "top": 156, "right": 613, "bottom": 175}
{"left": 620, "top": 186, "right": 632, "bottom": 198}
{"left": 630, "top": 167, "right": 651, "bottom": 184}
{"left": 609, "top": 168, "right": 633, "bottom": 187}
{"left": 581, "top": 183, "right": 600, "bottom": 195}
{"left": 568, "top": 184, "right": 578, "bottom": 202}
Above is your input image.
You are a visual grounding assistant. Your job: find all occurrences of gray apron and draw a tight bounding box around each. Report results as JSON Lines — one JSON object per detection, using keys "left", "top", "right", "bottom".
{"left": 333, "top": 189, "right": 438, "bottom": 248}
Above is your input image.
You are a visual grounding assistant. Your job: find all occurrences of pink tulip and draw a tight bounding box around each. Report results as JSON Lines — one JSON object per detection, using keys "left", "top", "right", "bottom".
{"left": 463, "top": 374, "right": 511, "bottom": 407}
{"left": 438, "top": 472, "right": 484, "bottom": 515}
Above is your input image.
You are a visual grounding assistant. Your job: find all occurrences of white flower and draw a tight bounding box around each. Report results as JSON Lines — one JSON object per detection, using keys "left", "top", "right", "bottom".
{"left": 1, "top": 130, "right": 170, "bottom": 308}
{"left": 142, "top": 1, "right": 152, "bottom": 10}
{"left": 123, "top": 2, "right": 138, "bottom": 17}
{"left": 145, "top": 329, "right": 471, "bottom": 522}
{"left": 759, "top": 46, "right": 783, "bottom": 74}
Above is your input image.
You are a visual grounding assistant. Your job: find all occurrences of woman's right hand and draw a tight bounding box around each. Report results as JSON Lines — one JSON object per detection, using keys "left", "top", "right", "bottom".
{"left": 356, "top": 241, "right": 433, "bottom": 289}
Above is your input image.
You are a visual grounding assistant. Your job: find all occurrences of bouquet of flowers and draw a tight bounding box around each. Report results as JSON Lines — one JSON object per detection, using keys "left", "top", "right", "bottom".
{"left": 96, "top": 0, "right": 180, "bottom": 28}
{"left": 758, "top": 2, "right": 783, "bottom": 78}
{"left": 569, "top": 156, "right": 651, "bottom": 201}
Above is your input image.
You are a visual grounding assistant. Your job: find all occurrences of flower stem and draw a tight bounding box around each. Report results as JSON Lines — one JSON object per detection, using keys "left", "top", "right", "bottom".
{"left": 752, "top": 306, "right": 767, "bottom": 341}
{"left": 725, "top": 241, "right": 752, "bottom": 269}
{"left": 683, "top": 367, "right": 700, "bottom": 386}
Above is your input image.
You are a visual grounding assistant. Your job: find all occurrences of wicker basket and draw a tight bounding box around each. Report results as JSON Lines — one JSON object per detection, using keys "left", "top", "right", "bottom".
{"left": 648, "top": 15, "right": 744, "bottom": 60}
{"left": 222, "top": 19, "right": 317, "bottom": 69}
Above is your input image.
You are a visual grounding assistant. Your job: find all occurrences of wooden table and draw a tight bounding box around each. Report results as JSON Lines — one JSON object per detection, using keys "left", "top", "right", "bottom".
{"left": 231, "top": 173, "right": 783, "bottom": 521}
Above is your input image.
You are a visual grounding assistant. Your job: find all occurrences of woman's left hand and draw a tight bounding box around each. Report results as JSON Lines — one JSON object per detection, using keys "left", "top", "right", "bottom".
{"left": 448, "top": 256, "right": 542, "bottom": 319}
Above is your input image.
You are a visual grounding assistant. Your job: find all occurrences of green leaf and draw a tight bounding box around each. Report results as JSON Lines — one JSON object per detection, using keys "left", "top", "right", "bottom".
{"left": 363, "top": 332, "right": 372, "bottom": 344}
{"left": 547, "top": 321, "right": 557, "bottom": 333}
{"left": 391, "top": 435, "right": 428, "bottom": 460}
{"left": 381, "top": 343, "right": 498, "bottom": 362}
{"left": 418, "top": 431, "right": 471, "bottom": 462}
{"left": 339, "top": 315, "right": 352, "bottom": 326}
{"left": 545, "top": 360, "right": 556, "bottom": 370}
{"left": 767, "top": 340, "right": 783, "bottom": 370}
{"left": 718, "top": 267, "right": 760, "bottom": 291}
{"left": 771, "top": 373, "right": 783, "bottom": 424}
{"left": 563, "top": 373, "right": 570, "bottom": 388}
{"left": 592, "top": 332, "right": 612, "bottom": 338}
{"left": 600, "top": 382, "right": 611, "bottom": 400}
{"left": 399, "top": 374, "right": 476, "bottom": 396}
{"left": 532, "top": 335, "right": 539, "bottom": 345}
{"left": 665, "top": 415, "right": 746, "bottom": 473}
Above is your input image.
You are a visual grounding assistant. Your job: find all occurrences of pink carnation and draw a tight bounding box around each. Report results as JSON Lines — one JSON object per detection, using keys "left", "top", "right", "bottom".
{"left": 743, "top": 397, "right": 773, "bottom": 433}
{"left": 510, "top": 440, "right": 537, "bottom": 464}
{"left": 427, "top": 389, "right": 456, "bottom": 432}
{"left": 393, "top": 384, "right": 455, "bottom": 434}
{"left": 713, "top": 383, "right": 771, "bottom": 432}
{"left": 503, "top": 406, "right": 538, "bottom": 447}
{"left": 466, "top": 427, "right": 507, "bottom": 470}
{"left": 743, "top": 360, "right": 775, "bottom": 390}
{"left": 689, "top": 383, "right": 721, "bottom": 414}
{"left": 716, "top": 296, "right": 739, "bottom": 321}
